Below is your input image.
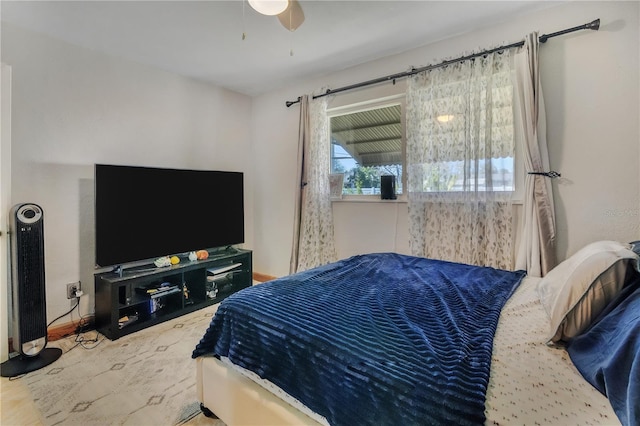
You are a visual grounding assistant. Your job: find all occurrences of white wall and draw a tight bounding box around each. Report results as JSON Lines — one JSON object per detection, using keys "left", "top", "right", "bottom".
{"left": 1, "top": 63, "right": 12, "bottom": 361}
{"left": 1, "top": 23, "right": 254, "bottom": 324}
{"left": 251, "top": 1, "right": 640, "bottom": 277}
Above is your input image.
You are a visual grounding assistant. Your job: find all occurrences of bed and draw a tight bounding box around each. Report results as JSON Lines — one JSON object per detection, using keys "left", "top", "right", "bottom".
{"left": 192, "top": 242, "right": 640, "bottom": 425}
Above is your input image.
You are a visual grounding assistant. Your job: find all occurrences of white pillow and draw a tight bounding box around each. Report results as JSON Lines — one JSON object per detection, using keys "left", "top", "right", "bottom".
{"left": 537, "top": 240, "right": 639, "bottom": 344}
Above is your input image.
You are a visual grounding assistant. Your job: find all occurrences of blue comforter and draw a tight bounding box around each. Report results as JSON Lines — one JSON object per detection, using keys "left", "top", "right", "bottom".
{"left": 192, "top": 253, "right": 525, "bottom": 425}
{"left": 568, "top": 274, "right": 640, "bottom": 426}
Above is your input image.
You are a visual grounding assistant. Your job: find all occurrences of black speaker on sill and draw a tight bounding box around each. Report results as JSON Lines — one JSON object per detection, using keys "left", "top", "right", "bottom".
{"left": 1, "top": 203, "right": 62, "bottom": 377}
{"left": 380, "top": 175, "right": 397, "bottom": 200}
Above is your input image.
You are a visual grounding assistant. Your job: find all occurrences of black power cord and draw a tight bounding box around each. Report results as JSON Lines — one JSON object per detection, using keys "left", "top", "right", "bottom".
{"left": 72, "top": 313, "right": 103, "bottom": 350}
{"left": 45, "top": 296, "right": 104, "bottom": 352}
{"left": 47, "top": 297, "right": 80, "bottom": 328}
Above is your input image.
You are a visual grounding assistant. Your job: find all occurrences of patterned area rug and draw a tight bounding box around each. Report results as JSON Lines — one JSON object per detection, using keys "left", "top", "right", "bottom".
{"left": 20, "top": 304, "right": 224, "bottom": 426}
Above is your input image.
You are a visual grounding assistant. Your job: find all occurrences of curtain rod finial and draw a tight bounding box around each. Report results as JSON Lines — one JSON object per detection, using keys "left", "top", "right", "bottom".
{"left": 586, "top": 19, "right": 600, "bottom": 31}
{"left": 286, "top": 96, "right": 301, "bottom": 108}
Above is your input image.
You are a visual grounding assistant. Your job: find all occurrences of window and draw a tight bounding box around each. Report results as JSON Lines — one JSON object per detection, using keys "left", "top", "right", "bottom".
{"left": 327, "top": 64, "right": 519, "bottom": 200}
{"left": 329, "top": 99, "right": 405, "bottom": 197}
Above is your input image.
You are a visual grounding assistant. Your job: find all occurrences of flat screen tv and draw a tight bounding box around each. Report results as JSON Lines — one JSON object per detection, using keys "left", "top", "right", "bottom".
{"left": 95, "top": 164, "right": 244, "bottom": 268}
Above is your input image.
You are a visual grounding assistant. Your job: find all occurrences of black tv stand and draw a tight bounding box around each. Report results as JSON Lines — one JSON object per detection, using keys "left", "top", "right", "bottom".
{"left": 95, "top": 249, "right": 252, "bottom": 340}
{"left": 113, "top": 264, "right": 159, "bottom": 277}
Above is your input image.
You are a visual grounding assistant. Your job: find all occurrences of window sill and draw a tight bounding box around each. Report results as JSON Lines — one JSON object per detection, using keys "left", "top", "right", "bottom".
{"left": 331, "top": 195, "right": 407, "bottom": 203}
{"left": 330, "top": 196, "right": 523, "bottom": 205}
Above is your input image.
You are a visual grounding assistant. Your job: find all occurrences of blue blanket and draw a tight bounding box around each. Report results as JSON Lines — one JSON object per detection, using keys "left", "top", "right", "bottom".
{"left": 568, "top": 273, "right": 640, "bottom": 426}
{"left": 192, "top": 253, "right": 525, "bottom": 425}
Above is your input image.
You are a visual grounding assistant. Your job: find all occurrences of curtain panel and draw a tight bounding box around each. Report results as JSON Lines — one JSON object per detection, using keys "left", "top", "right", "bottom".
{"left": 514, "top": 32, "right": 557, "bottom": 277}
{"left": 406, "top": 50, "right": 515, "bottom": 270}
{"left": 290, "top": 94, "right": 337, "bottom": 273}
{"left": 290, "top": 95, "right": 309, "bottom": 274}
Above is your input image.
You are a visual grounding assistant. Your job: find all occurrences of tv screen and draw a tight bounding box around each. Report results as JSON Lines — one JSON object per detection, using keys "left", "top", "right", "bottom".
{"left": 95, "top": 164, "right": 244, "bottom": 268}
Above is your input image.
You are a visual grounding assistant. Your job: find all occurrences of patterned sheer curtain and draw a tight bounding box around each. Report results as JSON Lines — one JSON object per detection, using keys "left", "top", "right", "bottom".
{"left": 406, "top": 50, "right": 515, "bottom": 270}
{"left": 290, "top": 94, "right": 337, "bottom": 273}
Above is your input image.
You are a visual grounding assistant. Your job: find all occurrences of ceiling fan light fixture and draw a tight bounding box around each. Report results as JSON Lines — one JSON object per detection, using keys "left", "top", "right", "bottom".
{"left": 248, "top": 0, "right": 289, "bottom": 16}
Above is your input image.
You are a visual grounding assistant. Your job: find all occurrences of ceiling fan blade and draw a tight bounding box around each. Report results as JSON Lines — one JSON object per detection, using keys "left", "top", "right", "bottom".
{"left": 277, "top": 0, "right": 305, "bottom": 31}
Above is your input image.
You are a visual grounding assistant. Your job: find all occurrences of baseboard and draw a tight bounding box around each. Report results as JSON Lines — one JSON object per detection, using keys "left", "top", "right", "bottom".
{"left": 42, "top": 276, "right": 272, "bottom": 342}
{"left": 6, "top": 316, "right": 95, "bottom": 351}
{"left": 48, "top": 316, "right": 95, "bottom": 341}
{"left": 252, "top": 272, "right": 277, "bottom": 283}
{"left": 9, "top": 277, "right": 275, "bottom": 349}
{"left": 41, "top": 277, "right": 270, "bottom": 342}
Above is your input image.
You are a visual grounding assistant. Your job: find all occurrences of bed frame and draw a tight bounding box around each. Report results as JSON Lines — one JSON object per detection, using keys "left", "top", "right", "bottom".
{"left": 194, "top": 272, "right": 621, "bottom": 426}
{"left": 196, "top": 355, "right": 323, "bottom": 425}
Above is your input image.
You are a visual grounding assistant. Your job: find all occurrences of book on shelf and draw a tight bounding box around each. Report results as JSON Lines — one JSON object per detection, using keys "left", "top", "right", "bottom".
{"left": 118, "top": 314, "right": 138, "bottom": 329}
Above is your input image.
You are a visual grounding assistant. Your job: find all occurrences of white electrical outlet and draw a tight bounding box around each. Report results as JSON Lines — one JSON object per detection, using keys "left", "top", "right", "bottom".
{"left": 66, "top": 281, "right": 81, "bottom": 299}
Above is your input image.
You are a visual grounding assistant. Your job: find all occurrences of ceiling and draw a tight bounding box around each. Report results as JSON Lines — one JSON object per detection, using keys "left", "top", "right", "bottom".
{"left": 0, "top": 1, "right": 562, "bottom": 97}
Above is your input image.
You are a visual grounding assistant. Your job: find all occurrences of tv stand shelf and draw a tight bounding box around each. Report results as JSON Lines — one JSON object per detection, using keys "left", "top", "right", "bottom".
{"left": 95, "top": 249, "right": 252, "bottom": 340}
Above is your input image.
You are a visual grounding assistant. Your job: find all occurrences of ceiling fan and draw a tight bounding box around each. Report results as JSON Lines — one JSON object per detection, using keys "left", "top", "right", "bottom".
{"left": 248, "top": 0, "right": 305, "bottom": 31}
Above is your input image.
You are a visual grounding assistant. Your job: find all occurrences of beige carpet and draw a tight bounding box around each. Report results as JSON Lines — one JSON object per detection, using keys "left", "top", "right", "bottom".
{"left": 20, "top": 305, "right": 225, "bottom": 426}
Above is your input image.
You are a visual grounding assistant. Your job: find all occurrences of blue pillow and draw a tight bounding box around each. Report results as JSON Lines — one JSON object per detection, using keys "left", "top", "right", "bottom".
{"left": 567, "top": 274, "right": 640, "bottom": 426}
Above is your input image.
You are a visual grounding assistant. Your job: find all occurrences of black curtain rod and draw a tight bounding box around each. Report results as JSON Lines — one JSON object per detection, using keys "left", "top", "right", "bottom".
{"left": 285, "top": 18, "right": 600, "bottom": 107}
